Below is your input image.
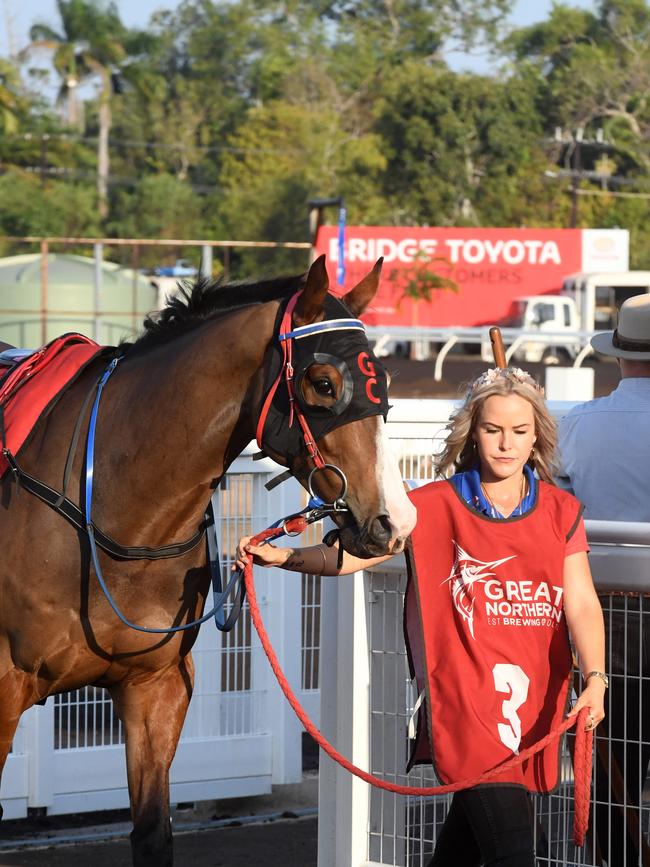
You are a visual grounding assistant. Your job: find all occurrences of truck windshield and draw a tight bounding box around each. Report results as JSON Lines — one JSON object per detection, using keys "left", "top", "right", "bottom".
{"left": 529, "top": 302, "right": 556, "bottom": 325}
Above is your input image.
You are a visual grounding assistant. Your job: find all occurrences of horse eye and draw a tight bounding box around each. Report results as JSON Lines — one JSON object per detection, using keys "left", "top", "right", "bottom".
{"left": 314, "top": 378, "right": 335, "bottom": 397}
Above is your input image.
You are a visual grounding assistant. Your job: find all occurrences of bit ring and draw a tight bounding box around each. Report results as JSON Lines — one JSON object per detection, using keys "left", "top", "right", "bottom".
{"left": 307, "top": 464, "right": 348, "bottom": 508}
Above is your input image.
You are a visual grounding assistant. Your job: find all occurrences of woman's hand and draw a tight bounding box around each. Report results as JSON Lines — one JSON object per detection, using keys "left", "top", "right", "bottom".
{"left": 567, "top": 679, "right": 606, "bottom": 731}
{"left": 233, "top": 536, "right": 290, "bottom": 571}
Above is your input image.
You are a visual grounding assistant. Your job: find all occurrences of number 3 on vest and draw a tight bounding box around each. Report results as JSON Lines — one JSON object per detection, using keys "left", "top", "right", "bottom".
{"left": 493, "top": 663, "right": 530, "bottom": 754}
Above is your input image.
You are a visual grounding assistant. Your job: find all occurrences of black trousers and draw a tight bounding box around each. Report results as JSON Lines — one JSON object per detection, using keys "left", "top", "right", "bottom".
{"left": 427, "top": 785, "right": 535, "bottom": 867}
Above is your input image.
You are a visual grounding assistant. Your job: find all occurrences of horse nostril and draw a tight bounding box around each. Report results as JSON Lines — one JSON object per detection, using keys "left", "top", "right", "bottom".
{"left": 369, "top": 514, "right": 392, "bottom": 546}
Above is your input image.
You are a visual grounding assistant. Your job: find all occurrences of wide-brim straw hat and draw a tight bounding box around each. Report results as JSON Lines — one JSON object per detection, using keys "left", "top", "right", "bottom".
{"left": 591, "top": 293, "right": 650, "bottom": 360}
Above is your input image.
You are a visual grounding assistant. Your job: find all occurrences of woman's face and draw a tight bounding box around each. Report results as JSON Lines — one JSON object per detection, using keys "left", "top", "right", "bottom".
{"left": 473, "top": 394, "right": 536, "bottom": 483}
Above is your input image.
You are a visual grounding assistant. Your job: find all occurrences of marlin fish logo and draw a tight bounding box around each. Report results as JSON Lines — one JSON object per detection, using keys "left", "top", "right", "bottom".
{"left": 443, "top": 542, "right": 515, "bottom": 639}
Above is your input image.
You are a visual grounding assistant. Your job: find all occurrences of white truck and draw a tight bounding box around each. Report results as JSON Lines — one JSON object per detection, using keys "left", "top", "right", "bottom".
{"left": 499, "top": 271, "right": 650, "bottom": 363}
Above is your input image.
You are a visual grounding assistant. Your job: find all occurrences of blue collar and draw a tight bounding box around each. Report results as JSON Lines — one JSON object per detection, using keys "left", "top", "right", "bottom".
{"left": 450, "top": 464, "right": 537, "bottom": 518}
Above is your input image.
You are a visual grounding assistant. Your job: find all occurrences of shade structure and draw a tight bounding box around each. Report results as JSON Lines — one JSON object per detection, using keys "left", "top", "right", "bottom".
{"left": 0, "top": 253, "right": 158, "bottom": 348}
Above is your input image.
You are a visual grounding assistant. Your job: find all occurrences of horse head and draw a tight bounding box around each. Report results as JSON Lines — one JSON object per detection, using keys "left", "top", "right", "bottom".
{"left": 257, "top": 255, "right": 416, "bottom": 558}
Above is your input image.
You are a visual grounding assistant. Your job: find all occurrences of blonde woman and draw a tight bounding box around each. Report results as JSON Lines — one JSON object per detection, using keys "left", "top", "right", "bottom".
{"left": 236, "top": 367, "right": 605, "bottom": 867}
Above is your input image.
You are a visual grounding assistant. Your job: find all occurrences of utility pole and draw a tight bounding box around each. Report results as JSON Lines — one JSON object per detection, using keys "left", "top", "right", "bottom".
{"left": 569, "top": 129, "right": 582, "bottom": 229}
{"left": 552, "top": 127, "right": 613, "bottom": 228}
{"left": 39, "top": 135, "right": 49, "bottom": 188}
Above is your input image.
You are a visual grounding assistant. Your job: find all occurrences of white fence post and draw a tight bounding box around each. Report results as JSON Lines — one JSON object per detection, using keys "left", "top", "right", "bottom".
{"left": 25, "top": 703, "right": 54, "bottom": 810}
{"left": 252, "top": 466, "right": 304, "bottom": 786}
{"left": 318, "top": 568, "right": 371, "bottom": 867}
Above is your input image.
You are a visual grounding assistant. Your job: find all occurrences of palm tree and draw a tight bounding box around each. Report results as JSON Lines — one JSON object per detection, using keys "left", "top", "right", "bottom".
{"left": 0, "top": 59, "right": 23, "bottom": 134}
{"left": 28, "top": 0, "right": 129, "bottom": 220}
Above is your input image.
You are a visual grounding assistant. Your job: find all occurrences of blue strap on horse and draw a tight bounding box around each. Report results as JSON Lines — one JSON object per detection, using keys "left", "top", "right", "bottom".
{"left": 85, "top": 357, "right": 248, "bottom": 633}
{"left": 84, "top": 357, "right": 337, "bottom": 635}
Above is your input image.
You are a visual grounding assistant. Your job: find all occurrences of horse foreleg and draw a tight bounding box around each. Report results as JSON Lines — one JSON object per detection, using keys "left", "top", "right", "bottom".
{"left": 110, "top": 659, "right": 194, "bottom": 867}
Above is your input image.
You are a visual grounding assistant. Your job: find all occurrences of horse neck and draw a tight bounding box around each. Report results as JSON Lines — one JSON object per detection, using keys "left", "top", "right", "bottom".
{"left": 97, "top": 301, "right": 280, "bottom": 540}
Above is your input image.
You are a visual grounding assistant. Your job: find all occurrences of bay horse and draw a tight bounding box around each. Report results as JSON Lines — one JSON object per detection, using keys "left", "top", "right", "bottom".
{"left": 0, "top": 255, "right": 416, "bottom": 866}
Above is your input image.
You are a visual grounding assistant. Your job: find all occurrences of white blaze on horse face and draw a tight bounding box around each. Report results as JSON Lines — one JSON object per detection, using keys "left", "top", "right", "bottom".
{"left": 374, "top": 417, "right": 417, "bottom": 545}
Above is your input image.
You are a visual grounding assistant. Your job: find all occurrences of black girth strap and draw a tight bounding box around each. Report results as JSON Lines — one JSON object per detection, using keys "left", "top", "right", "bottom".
{"left": 2, "top": 450, "right": 206, "bottom": 561}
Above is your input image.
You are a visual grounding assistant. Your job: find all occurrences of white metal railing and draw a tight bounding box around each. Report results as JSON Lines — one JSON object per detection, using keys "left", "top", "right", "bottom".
{"left": 367, "top": 326, "right": 595, "bottom": 378}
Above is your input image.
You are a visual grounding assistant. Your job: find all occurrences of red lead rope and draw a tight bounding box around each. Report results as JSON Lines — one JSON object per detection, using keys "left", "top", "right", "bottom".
{"left": 243, "top": 526, "right": 594, "bottom": 847}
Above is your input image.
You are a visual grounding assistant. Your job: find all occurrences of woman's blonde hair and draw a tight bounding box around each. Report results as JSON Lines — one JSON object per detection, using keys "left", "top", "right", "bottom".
{"left": 435, "top": 368, "right": 559, "bottom": 483}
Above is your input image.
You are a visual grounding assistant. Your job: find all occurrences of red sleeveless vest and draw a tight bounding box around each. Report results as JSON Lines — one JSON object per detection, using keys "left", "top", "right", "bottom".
{"left": 405, "top": 479, "right": 583, "bottom": 792}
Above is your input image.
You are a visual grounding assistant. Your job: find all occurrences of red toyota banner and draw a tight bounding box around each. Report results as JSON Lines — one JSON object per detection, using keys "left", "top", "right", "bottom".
{"left": 315, "top": 226, "right": 629, "bottom": 327}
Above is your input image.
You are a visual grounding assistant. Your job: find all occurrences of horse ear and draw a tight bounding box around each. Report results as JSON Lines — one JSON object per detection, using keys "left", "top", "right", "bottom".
{"left": 294, "top": 254, "right": 329, "bottom": 325}
{"left": 342, "top": 258, "right": 383, "bottom": 316}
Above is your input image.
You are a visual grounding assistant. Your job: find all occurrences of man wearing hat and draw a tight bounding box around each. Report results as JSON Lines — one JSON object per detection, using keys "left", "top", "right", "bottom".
{"left": 559, "top": 292, "right": 650, "bottom": 520}
{"left": 559, "top": 292, "right": 650, "bottom": 866}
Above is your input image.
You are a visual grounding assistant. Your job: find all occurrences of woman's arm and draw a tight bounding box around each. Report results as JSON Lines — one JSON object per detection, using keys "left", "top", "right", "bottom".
{"left": 233, "top": 536, "right": 394, "bottom": 576}
{"left": 562, "top": 551, "right": 606, "bottom": 730}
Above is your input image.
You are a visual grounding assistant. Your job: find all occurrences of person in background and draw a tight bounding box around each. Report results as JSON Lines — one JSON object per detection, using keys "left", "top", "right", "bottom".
{"left": 239, "top": 367, "right": 606, "bottom": 867}
{"left": 559, "top": 293, "right": 650, "bottom": 866}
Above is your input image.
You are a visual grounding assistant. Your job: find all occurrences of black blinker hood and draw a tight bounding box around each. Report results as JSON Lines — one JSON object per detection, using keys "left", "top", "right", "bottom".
{"left": 259, "top": 293, "right": 389, "bottom": 464}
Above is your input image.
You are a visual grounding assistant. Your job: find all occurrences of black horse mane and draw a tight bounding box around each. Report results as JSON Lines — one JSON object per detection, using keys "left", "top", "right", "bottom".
{"left": 122, "top": 271, "right": 306, "bottom": 353}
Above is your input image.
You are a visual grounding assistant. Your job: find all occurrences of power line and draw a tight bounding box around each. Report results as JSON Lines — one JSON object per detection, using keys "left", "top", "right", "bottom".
{"left": 545, "top": 168, "right": 650, "bottom": 189}
{"left": 568, "top": 187, "right": 650, "bottom": 200}
{"left": 2, "top": 164, "right": 223, "bottom": 193}
{"left": 5, "top": 131, "right": 301, "bottom": 156}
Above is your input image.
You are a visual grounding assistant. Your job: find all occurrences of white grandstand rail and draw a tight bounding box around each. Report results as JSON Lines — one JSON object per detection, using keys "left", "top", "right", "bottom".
{"left": 367, "top": 326, "right": 595, "bottom": 380}
{"left": 433, "top": 335, "right": 458, "bottom": 382}
{"left": 573, "top": 343, "right": 594, "bottom": 368}
{"left": 366, "top": 326, "right": 595, "bottom": 345}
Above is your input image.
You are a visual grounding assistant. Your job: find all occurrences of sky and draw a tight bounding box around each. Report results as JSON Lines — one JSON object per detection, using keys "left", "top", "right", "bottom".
{"left": 1, "top": 0, "right": 596, "bottom": 74}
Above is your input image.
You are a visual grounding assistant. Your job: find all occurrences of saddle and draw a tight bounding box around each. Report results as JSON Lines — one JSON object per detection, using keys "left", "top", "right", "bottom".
{"left": 0, "top": 333, "right": 104, "bottom": 479}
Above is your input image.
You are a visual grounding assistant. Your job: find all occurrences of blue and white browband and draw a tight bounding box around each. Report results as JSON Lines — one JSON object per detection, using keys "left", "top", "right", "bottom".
{"left": 279, "top": 318, "right": 365, "bottom": 342}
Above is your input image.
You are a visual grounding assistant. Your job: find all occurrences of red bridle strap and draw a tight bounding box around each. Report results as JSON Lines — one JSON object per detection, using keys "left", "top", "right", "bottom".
{"left": 256, "top": 292, "right": 325, "bottom": 470}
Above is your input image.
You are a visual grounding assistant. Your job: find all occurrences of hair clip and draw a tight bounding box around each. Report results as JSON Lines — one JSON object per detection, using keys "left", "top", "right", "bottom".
{"left": 467, "top": 367, "right": 544, "bottom": 397}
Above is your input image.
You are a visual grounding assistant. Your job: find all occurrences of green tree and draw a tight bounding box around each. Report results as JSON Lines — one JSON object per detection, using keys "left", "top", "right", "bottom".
{"left": 0, "top": 169, "right": 100, "bottom": 250}
{"left": 213, "top": 95, "right": 387, "bottom": 272}
{"left": 109, "top": 174, "right": 207, "bottom": 253}
{"left": 373, "top": 62, "right": 562, "bottom": 226}
{"left": 0, "top": 60, "right": 25, "bottom": 134}
{"left": 506, "top": 0, "right": 650, "bottom": 246}
{"left": 27, "top": 0, "right": 135, "bottom": 220}
{"left": 508, "top": 0, "right": 650, "bottom": 172}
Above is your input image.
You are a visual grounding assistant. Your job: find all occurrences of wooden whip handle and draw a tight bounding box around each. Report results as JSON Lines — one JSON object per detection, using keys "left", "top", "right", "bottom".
{"left": 489, "top": 327, "right": 507, "bottom": 368}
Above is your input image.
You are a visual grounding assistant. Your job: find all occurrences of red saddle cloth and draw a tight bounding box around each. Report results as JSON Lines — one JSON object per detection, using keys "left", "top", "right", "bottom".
{"left": 0, "top": 333, "right": 103, "bottom": 478}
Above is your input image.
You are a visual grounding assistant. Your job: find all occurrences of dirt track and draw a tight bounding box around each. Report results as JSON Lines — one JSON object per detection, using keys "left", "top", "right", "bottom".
{"left": 384, "top": 354, "right": 620, "bottom": 399}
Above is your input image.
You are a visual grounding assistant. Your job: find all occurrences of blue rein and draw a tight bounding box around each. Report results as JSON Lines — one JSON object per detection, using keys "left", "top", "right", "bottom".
{"left": 85, "top": 357, "right": 245, "bottom": 633}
